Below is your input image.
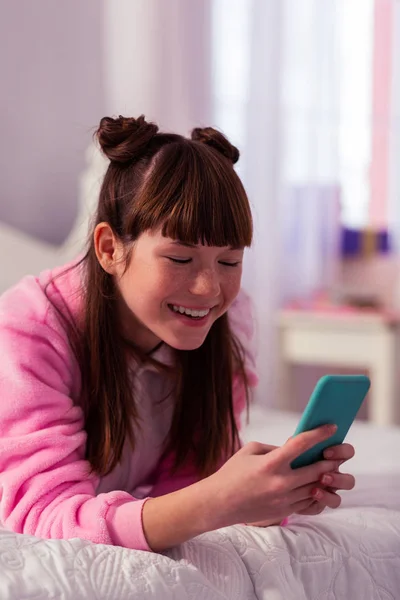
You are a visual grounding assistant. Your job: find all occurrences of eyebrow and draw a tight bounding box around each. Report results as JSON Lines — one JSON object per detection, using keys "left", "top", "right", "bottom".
{"left": 170, "top": 241, "right": 243, "bottom": 251}
{"left": 171, "top": 241, "right": 197, "bottom": 248}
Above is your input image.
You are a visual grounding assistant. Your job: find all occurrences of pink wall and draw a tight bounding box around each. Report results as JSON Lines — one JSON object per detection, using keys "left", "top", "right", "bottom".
{"left": 0, "top": 1, "right": 105, "bottom": 244}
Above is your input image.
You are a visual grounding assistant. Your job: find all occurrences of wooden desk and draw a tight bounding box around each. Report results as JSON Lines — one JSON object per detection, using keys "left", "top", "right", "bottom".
{"left": 277, "top": 308, "right": 400, "bottom": 426}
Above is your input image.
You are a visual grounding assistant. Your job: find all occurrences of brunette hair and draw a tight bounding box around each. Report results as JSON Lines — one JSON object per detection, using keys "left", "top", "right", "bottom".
{"left": 59, "top": 115, "right": 253, "bottom": 478}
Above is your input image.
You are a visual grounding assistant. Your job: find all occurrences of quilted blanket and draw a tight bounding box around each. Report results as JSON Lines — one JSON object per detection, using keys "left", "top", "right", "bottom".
{"left": 2, "top": 404, "right": 400, "bottom": 599}
{"left": 0, "top": 473, "right": 399, "bottom": 599}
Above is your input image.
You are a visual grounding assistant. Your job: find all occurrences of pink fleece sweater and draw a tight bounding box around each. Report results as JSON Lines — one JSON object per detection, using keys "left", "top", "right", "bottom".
{"left": 0, "top": 259, "right": 258, "bottom": 551}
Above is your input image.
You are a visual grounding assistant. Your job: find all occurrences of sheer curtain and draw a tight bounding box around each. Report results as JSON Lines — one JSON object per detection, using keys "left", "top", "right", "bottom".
{"left": 96, "top": 0, "right": 400, "bottom": 409}
{"left": 388, "top": 1, "right": 400, "bottom": 307}
{"left": 212, "top": 0, "right": 400, "bottom": 407}
{"left": 238, "top": 0, "right": 287, "bottom": 408}
{"left": 390, "top": 3, "right": 400, "bottom": 254}
{"left": 213, "top": 0, "right": 343, "bottom": 405}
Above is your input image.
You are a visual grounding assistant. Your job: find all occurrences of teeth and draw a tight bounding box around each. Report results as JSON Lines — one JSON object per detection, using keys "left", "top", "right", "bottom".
{"left": 172, "top": 305, "right": 210, "bottom": 318}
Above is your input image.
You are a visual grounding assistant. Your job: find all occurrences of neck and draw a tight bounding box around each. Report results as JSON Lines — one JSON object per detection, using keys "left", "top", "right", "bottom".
{"left": 147, "top": 341, "right": 164, "bottom": 355}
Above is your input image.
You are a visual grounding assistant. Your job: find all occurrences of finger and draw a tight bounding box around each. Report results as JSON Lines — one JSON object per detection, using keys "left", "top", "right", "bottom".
{"left": 290, "top": 497, "right": 321, "bottom": 514}
{"left": 278, "top": 424, "right": 337, "bottom": 464}
{"left": 289, "top": 483, "right": 320, "bottom": 504}
{"left": 290, "top": 479, "right": 343, "bottom": 504}
{"left": 323, "top": 443, "right": 355, "bottom": 462}
{"left": 291, "top": 458, "right": 342, "bottom": 487}
{"left": 311, "top": 487, "right": 342, "bottom": 509}
{"left": 297, "top": 501, "right": 325, "bottom": 516}
{"left": 320, "top": 472, "right": 355, "bottom": 491}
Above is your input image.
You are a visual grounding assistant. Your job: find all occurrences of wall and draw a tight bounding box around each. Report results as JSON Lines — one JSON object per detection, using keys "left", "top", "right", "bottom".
{"left": 0, "top": 0, "right": 105, "bottom": 244}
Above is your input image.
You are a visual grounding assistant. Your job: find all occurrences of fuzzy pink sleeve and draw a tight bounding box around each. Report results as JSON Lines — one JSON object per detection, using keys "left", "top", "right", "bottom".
{"left": 149, "top": 289, "right": 259, "bottom": 497}
{"left": 0, "top": 308, "right": 151, "bottom": 551}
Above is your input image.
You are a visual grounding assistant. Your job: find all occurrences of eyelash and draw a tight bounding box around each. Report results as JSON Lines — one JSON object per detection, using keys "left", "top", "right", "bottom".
{"left": 167, "top": 258, "right": 240, "bottom": 267}
{"left": 168, "top": 258, "right": 191, "bottom": 264}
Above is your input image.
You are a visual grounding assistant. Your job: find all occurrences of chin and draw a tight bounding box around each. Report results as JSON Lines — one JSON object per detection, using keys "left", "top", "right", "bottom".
{"left": 167, "top": 335, "right": 207, "bottom": 351}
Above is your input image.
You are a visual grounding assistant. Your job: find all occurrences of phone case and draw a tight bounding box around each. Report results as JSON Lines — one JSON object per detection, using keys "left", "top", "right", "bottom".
{"left": 290, "top": 374, "right": 371, "bottom": 469}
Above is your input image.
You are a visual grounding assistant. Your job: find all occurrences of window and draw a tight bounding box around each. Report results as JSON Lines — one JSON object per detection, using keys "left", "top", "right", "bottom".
{"left": 212, "top": 0, "right": 393, "bottom": 230}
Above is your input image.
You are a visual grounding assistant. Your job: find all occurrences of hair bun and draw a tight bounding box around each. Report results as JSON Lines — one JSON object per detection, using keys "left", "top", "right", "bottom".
{"left": 191, "top": 127, "right": 239, "bottom": 164}
{"left": 96, "top": 115, "right": 159, "bottom": 164}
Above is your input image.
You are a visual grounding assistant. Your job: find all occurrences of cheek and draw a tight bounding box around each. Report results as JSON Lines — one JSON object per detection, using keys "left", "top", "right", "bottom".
{"left": 222, "top": 269, "right": 242, "bottom": 301}
{"left": 119, "top": 264, "right": 179, "bottom": 311}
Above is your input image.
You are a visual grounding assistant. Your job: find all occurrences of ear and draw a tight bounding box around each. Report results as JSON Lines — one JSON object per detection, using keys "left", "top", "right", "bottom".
{"left": 94, "top": 222, "right": 123, "bottom": 275}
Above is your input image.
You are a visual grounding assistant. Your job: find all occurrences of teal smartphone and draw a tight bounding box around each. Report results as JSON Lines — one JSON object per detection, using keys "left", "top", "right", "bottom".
{"left": 290, "top": 374, "right": 371, "bottom": 469}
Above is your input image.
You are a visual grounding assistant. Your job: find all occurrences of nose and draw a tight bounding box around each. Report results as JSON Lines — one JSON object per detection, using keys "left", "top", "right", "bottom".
{"left": 189, "top": 268, "right": 220, "bottom": 298}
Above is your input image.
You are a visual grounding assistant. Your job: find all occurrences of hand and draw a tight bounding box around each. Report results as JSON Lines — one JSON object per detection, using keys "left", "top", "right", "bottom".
{"left": 206, "top": 424, "right": 343, "bottom": 530}
{"left": 248, "top": 442, "right": 356, "bottom": 526}
{"left": 295, "top": 442, "right": 356, "bottom": 516}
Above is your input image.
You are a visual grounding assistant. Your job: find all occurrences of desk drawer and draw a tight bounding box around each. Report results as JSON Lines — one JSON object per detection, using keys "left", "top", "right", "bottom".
{"left": 281, "top": 327, "right": 386, "bottom": 366}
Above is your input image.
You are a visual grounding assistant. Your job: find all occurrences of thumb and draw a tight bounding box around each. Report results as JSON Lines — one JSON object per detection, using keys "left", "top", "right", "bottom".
{"left": 241, "top": 441, "right": 278, "bottom": 456}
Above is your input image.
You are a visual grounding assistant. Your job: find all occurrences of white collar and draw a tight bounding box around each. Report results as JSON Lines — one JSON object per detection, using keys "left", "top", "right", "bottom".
{"left": 132, "top": 343, "right": 175, "bottom": 376}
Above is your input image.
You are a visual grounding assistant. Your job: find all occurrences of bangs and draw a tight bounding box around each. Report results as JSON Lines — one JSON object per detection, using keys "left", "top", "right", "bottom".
{"left": 129, "top": 141, "right": 253, "bottom": 247}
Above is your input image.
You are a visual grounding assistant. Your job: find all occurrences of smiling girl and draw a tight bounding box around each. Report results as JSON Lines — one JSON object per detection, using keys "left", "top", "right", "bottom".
{"left": 0, "top": 116, "right": 355, "bottom": 552}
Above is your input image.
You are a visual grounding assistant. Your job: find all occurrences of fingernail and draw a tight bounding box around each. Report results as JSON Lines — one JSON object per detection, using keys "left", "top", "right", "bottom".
{"left": 313, "top": 488, "right": 322, "bottom": 500}
{"left": 321, "top": 474, "right": 332, "bottom": 485}
{"left": 327, "top": 424, "right": 337, "bottom": 433}
{"left": 324, "top": 450, "right": 334, "bottom": 458}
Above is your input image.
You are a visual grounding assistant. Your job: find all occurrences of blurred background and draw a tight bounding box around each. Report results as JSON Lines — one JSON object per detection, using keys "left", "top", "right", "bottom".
{"left": 1, "top": 0, "right": 400, "bottom": 423}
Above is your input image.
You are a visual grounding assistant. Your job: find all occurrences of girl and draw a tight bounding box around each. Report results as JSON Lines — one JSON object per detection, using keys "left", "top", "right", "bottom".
{"left": 0, "top": 116, "right": 355, "bottom": 552}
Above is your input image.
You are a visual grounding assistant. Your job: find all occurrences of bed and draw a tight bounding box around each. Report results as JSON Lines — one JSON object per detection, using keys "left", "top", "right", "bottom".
{"left": 1, "top": 404, "right": 399, "bottom": 599}
{"left": 0, "top": 144, "right": 106, "bottom": 295}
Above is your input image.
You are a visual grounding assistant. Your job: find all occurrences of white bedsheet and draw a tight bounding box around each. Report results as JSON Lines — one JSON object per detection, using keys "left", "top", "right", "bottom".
{"left": 1, "top": 406, "right": 400, "bottom": 599}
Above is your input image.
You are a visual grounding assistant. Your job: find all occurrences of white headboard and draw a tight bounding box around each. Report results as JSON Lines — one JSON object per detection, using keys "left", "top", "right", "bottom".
{"left": 0, "top": 144, "right": 108, "bottom": 294}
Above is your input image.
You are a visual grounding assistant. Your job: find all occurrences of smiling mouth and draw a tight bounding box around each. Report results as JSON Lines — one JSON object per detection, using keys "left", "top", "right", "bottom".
{"left": 167, "top": 304, "right": 212, "bottom": 319}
